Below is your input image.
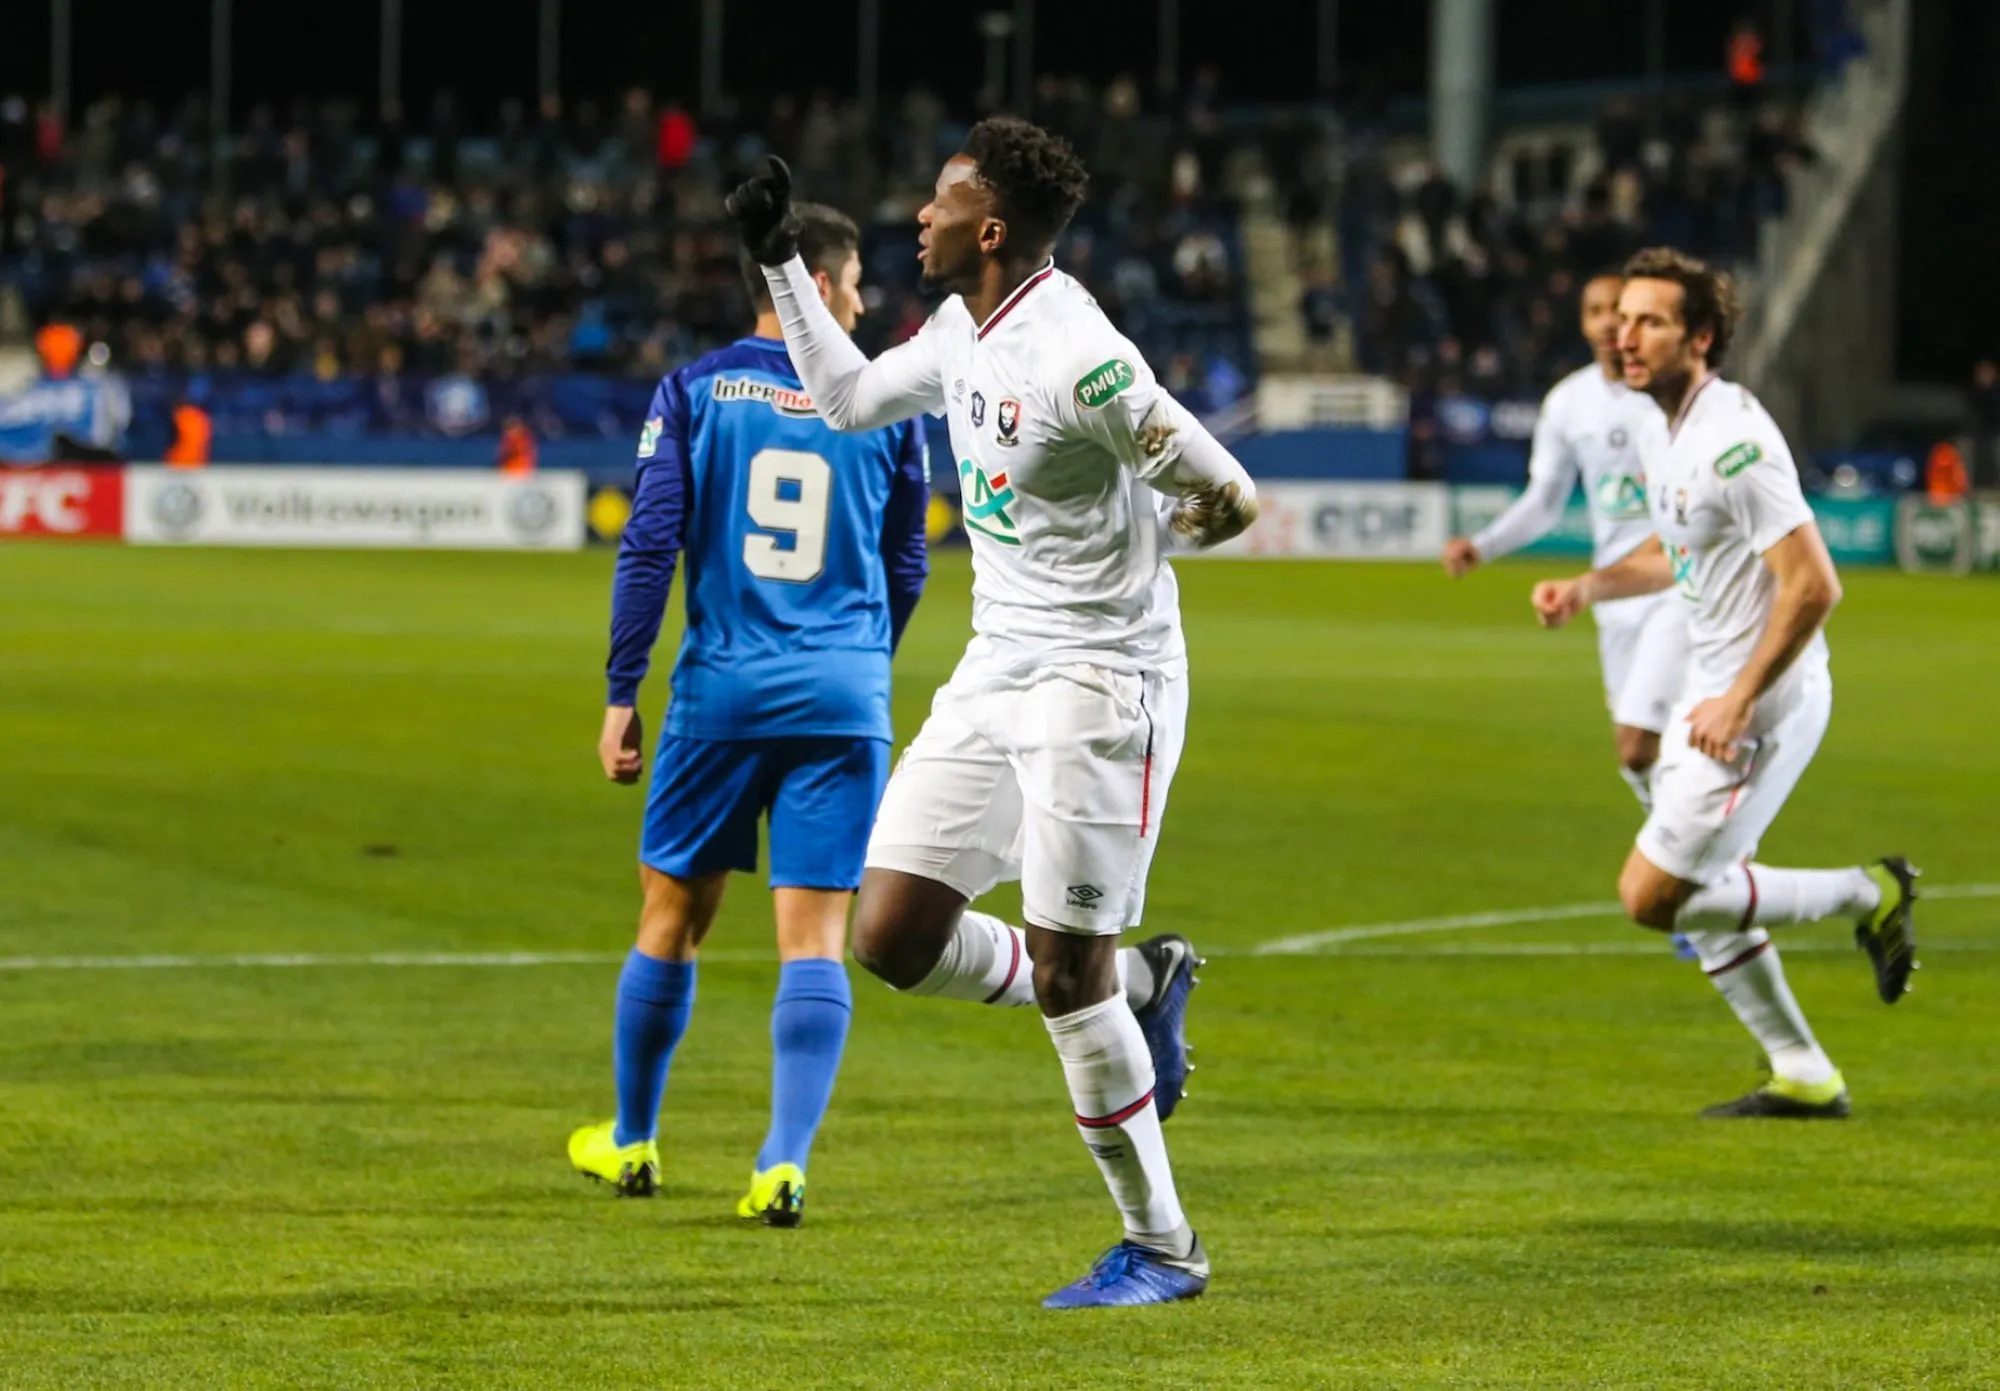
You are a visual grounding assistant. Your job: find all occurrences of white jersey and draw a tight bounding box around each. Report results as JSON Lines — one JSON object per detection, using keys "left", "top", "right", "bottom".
{"left": 1641, "top": 374, "right": 1829, "bottom": 711}
{"left": 1473, "top": 363, "right": 1661, "bottom": 569}
{"left": 908, "top": 263, "right": 1200, "bottom": 683}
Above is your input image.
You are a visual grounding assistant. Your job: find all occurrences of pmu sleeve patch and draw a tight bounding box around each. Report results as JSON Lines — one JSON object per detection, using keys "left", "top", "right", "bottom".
{"left": 1714, "top": 441, "right": 1763, "bottom": 477}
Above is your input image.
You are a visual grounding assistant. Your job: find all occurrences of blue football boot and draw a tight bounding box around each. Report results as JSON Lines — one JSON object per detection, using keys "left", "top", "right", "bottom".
{"left": 1131, "top": 934, "right": 1200, "bottom": 1122}
{"left": 1042, "top": 1234, "right": 1210, "bottom": 1309}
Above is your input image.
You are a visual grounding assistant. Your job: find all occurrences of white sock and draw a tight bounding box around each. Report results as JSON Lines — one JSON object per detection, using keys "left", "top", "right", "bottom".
{"left": 905, "top": 911, "right": 1035, "bottom": 1005}
{"left": 1045, "top": 995, "right": 1190, "bottom": 1253}
{"left": 905, "top": 912, "right": 1152, "bottom": 1011}
{"left": 1680, "top": 928, "right": 1837, "bottom": 1085}
{"left": 1618, "top": 764, "right": 1654, "bottom": 812}
{"left": 1677, "top": 864, "right": 1879, "bottom": 934}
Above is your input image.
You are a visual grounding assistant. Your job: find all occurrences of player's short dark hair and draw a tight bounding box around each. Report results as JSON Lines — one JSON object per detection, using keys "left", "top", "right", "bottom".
{"left": 1621, "top": 246, "right": 1741, "bottom": 369}
{"left": 740, "top": 202, "right": 863, "bottom": 313}
{"left": 960, "top": 116, "right": 1089, "bottom": 260}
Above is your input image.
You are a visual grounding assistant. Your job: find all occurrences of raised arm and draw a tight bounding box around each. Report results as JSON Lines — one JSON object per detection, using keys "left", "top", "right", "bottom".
{"left": 727, "top": 155, "right": 944, "bottom": 432}
{"left": 764, "top": 258, "right": 945, "bottom": 432}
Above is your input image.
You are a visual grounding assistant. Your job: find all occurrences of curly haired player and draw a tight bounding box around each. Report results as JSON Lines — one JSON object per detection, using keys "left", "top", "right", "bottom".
{"left": 727, "top": 117, "right": 1258, "bottom": 1307}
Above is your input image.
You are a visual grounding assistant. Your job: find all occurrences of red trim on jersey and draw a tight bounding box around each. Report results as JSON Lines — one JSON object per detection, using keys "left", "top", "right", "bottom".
{"left": 981, "top": 927, "right": 1023, "bottom": 1005}
{"left": 976, "top": 261, "right": 1057, "bottom": 340}
{"left": 1738, "top": 864, "right": 1760, "bottom": 934}
{"left": 1077, "top": 1089, "right": 1156, "bottom": 1129}
{"left": 1705, "top": 938, "right": 1770, "bottom": 977}
{"left": 1668, "top": 372, "right": 1721, "bottom": 442}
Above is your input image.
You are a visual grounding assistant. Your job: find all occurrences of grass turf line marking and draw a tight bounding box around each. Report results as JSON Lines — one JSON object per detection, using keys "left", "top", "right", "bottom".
{"left": 1249, "top": 881, "right": 2000, "bottom": 955}
{"left": 1, "top": 884, "right": 1992, "bottom": 972}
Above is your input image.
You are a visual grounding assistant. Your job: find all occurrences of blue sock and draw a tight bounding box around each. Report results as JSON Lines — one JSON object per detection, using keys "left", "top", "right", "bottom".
{"left": 756, "top": 959, "right": 853, "bottom": 1173}
{"left": 612, "top": 951, "right": 696, "bottom": 1147}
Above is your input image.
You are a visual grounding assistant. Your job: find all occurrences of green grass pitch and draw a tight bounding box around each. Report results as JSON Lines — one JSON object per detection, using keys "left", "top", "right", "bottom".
{"left": 2, "top": 546, "right": 1996, "bottom": 1388}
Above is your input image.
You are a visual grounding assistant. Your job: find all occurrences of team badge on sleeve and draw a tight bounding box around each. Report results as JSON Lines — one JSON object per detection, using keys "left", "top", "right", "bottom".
{"left": 996, "top": 397, "right": 1021, "bottom": 446}
{"left": 1714, "top": 441, "right": 1763, "bottom": 477}
{"left": 1073, "top": 359, "right": 1135, "bottom": 410}
{"left": 637, "top": 416, "right": 663, "bottom": 457}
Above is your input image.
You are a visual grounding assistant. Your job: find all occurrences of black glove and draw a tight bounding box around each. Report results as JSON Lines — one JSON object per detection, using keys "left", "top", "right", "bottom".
{"left": 724, "top": 156, "right": 802, "bottom": 266}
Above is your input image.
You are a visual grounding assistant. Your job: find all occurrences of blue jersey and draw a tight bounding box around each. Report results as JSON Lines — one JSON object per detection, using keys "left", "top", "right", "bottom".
{"left": 606, "top": 336, "right": 929, "bottom": 742}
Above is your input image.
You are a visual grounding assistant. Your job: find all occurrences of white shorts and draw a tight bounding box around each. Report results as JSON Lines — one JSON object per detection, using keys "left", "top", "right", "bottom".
{"left": 865, "top": 663, "right": 1187, "bottom": 935}
{"left": 1636, "top": 673, "right": 1832, "bottom": 883}
{"left": 1595, "top": 593, "right": 1690, "bottom": 735}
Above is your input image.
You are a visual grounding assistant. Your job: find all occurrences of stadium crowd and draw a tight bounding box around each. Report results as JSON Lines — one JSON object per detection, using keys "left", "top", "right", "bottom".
{"left": 0, "top": 82, "right": 1251, "bottom": 411}
{"left": 1267, "top": 92, "right": 1820, "bottom": 401}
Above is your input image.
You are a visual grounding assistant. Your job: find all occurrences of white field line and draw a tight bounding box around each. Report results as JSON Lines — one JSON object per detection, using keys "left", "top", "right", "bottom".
{"left": 0, "top": 885, "right": 1991, "bottom": 973}
{"left": 1246, "top": 881, "right": 2000, "bottom": 956}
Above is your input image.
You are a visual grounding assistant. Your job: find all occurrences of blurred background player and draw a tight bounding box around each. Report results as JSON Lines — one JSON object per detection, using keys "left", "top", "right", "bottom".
{"left": 1442, "top": 272, "right": 1686, "bottom": 813}
{"left": 569, "top": 203, "right": 930, "bottom": 1225}
{"left": 1532, "top": 248, "right": 1918, "bottom": 1119}
{"left": 729, "top": 121, "right": 1258, "bottom": 1307}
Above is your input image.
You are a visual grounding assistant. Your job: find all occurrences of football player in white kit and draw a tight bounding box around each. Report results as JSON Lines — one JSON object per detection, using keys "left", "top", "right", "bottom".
{"left": 1532, "top": 249, "right": 1918, "bottom": 1119}
{"left": 1442, "top": 272, "right": 1687, "bottom": 811}
{"left": 725, "top": 121, "right": 1258, "bottom": 1306}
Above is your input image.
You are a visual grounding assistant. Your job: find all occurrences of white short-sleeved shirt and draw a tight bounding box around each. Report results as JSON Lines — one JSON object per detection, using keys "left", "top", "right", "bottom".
{"left": 906, "top": 262, "right": 1199, "bottom": 684}
{"left": 1642, "top": 375, "right": 1829, "bottom": 711}
{"left": 1529, "top": 365, "right": 1660, "bottom": 568}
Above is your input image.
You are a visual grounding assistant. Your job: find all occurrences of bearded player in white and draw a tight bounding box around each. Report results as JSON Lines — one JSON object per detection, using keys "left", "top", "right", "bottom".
{"left": 725, "top": 119, "right": 1257, "bottom": 1306}
{"left": 1443, "top": 272, "right": 1687, "bottom": 810}
{"left": 1533, "top": 248, "right": 1918, "bottom": 1119}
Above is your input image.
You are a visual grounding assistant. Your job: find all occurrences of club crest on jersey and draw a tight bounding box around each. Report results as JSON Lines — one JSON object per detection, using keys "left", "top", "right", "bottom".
{"left": 1073, "top": 358, "right": 1135, "bottom": 410}
{"left": 1609, "top": 426, "right": 1629, "bottom": 449}
{"left": 958, "top": 457, "right": 1021, "bottom": 546}
{"left": 1674, "top": 487, "right": 1689, "bottom": 525}
{"left": 995, "top": 397, "right": 1022, "bottom": 446}
{"left": 970, "top": 390, "right": 986, "bottom": 427}
{"left": 1715, "top": 441, "right": 1762, "bottom": 477}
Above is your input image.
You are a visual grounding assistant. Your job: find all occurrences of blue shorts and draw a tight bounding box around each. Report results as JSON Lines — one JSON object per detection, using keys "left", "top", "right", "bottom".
{"left": 641, "top": 735, "right": 891, "bottom": 890}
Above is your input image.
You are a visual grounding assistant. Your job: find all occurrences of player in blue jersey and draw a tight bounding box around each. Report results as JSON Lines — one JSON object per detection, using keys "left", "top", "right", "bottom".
{"left": 567, "top": 203, "right": 930, "bottom": 1226}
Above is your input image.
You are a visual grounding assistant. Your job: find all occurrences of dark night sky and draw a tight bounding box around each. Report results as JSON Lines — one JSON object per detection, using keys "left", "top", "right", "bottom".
{"left": 1, "top": 0, "right": 1778, "bottom": 118}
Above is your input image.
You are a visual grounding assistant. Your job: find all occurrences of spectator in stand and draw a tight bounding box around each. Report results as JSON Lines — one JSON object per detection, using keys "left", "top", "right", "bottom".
{"left": 1596, "top": 97, "right": 1645, "bottom": 175}
{"left": 1969, "top": 360, "right": 2000, "bottom": 488}
{"left": 1412, "top": 161, "right": 1457, "bottom": 257}
{"left": 497, "top": 415, "right": 537, "bottom": 476}
{"left": 1300, "top": 265, "right": 1343, "bottom": 372}
{"left": 1727, "top": 19, "right": 1768, "bottom": 114}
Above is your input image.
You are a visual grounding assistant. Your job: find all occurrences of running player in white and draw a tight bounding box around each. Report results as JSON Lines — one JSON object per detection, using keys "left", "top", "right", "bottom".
{"left": 1532, "top": 248, "right": 1918, "bottom": 1119}
{"left": 1442, "top": 272, "right": 1686, "bottom": 811}
{"left": 726, "top": 119, "right": 1257, "bottom": 1306}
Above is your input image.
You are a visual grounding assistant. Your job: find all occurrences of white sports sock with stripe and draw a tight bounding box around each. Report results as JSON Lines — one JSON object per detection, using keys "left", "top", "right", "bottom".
{"left": 905, "top": 911, "right": 1034, "bottom": 1004}
{"left": 1676, "top": 864, "right": 1879, "bottom": 933}
{"left": 903, "top": 912, "right": 1150, "bottom": 1010}
{"left": 1045, "top": 994, "right": 1190, "bottom": 1253}
{"left": 1679, "top": 928, "right": 1837, "bottom": 1085}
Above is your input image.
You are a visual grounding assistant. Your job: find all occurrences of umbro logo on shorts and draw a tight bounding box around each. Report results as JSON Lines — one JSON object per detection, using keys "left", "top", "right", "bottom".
{"left": 1066, "top": 884, "right": 1104, "bottom": 909}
